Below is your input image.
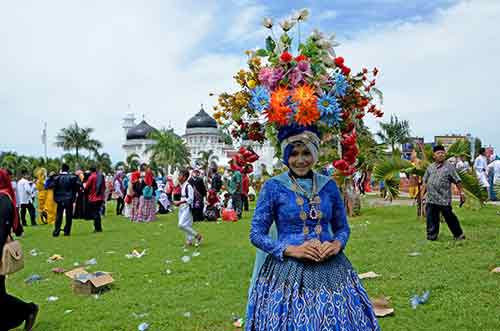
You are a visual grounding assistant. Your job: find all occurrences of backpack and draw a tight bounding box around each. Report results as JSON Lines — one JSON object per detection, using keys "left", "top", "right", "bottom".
{"left": 183, "top": 183, "right": 202, "bottom": 209}
{"left": 142, "top": 185, "right": 154, "bottom": 200}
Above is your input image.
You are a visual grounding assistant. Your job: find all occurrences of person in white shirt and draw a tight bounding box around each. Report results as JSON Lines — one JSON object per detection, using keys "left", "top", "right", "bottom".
{"left": 487, "top": 156, "right": 500, "bottom": 200}
{"left": 17, "top": 172, "right": 37, "bottom": 226}
{"left": 173, "top": 169, "right": 203, "bottom": 247}
{"left": 474, "top": 148, "right": 490, "bottom": 190}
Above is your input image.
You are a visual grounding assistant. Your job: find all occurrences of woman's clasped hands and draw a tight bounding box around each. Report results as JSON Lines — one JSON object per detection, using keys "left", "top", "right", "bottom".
{"left": 285, "top": 240, "right": 342, "bottom": 262}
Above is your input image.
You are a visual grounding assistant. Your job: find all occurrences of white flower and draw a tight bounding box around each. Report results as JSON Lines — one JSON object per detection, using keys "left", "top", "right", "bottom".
{"left": 262, "top": 17, "right": 273, "bottom": 29}
{"left": 328, "top": 32, "right": 341, "bottom": 47}
{"left": 311, "top": 29, "right": 324, "bottom": 41}
{"left": 279, "top": 19, "right": 295, "bottom": 32}
{"left": 293, "top": 8, "right": 310, "bottom": 21}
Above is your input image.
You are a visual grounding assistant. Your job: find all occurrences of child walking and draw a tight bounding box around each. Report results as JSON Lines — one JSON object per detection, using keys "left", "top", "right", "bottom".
{"left": 174, "top": 169, "right": 203, "bottom": 246}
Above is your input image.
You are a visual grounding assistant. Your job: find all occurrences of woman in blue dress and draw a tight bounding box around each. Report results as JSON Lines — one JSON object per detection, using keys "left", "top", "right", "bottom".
{"left": 246, "top": 126, "right": 380, "bottom": 331}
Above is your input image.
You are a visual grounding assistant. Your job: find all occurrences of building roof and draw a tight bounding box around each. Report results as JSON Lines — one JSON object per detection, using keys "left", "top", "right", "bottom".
{"left": 126, "top": 120, "right": 157, "bottom": 140}
{"left": 186, "top": 106, "right": 217, "bottom": 129}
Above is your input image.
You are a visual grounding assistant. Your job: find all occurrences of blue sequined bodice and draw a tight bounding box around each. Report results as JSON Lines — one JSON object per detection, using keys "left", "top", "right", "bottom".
{"left": 250, "top": 172, "right": 350, "bottom": 261}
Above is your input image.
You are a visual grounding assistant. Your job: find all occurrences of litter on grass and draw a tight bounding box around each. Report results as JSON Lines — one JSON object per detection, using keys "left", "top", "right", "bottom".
{"left": 183, "top": 312, "right": 192, "bottom": 318}
{"left": 138, "top": 322, "right": 150, "bottom": 331}
{"left": 64, "top": 310, "right": 73, "bottom": 315}
{"left": 85, "top": 258, "right": 97, "bottom": 266}
{"left": 25, "top": 274, "right": 43, "bottom": 284}
{"left": 30, "top": 249, "right": 39, "bottom": 256}
{"left": 410, "top": 291, "right": 430, "bottom": 309}
{"left": 126, "top": 249, "right": 147, "bottom": 259}
{"left": 192, "top": 251, "right": 201, "bottom": 257}
{"left": 47, "top": 254, "right": 64, "bottom": 263}
{"left": 358, "top": 271, "right": 380, "bottom": 280}
{"left": 181, "top": 256, "right": 191, "bottom": 263}
{"left": 47, "top": 296, "right": 59, "bottom": 302}
{"left": 408, "top": 252, "right": 421, "bottom": 257}
{"left": 371, "top": 296, "right": 394, "bottom": 317}
{"left": 491, "top": 267, "right": 500, "bottom": 273}
{"left": 165, "top": 269, "right": 172, "bottom": 275}
{"left": 52, "top": 268, "right": 65, "bottom": 274}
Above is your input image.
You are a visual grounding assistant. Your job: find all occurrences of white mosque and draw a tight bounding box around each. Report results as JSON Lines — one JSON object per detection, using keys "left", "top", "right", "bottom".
{"left": 122, "top": 106, "right": 277, "bottom": 174}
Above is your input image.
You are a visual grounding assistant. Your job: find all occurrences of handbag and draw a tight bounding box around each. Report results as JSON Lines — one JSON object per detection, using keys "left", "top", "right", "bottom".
{"left": 0, "top": 233, "right": 24, "bottom": 275}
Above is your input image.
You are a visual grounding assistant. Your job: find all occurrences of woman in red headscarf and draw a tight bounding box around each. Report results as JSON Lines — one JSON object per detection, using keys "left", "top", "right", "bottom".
{"left": 0, "top": 169, "right": 38, "bottom": 330}
{"left": 128, "top": 171, "right": 142, "bottom": 222}
{"left": 138, "top": 169, "right": 157, "bottom": 222}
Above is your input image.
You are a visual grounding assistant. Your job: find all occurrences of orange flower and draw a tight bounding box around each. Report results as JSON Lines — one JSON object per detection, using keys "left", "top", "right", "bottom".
{"left": 292, "top": 84, "right": 320, "bottom": 126}
{"left": 267, "top": 87, "right": 292, "bottom": 125}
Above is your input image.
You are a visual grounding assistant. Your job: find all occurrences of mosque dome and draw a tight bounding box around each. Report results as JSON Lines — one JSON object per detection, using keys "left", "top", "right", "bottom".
{"left": 126, "top": 120, "right": 157, "bottom": 140}
{"left": 186, "top": 106, "right": 217, "bottom": 129}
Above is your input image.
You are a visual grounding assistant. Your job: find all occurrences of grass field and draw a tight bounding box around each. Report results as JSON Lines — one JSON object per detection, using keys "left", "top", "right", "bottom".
{"left": 6, "top": 201, "right": 500, "bottom": 331}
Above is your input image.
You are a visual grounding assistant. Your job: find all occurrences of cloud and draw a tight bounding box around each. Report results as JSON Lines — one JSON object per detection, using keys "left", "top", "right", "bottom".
{"left": 339, "top": 0, "right": 500, "bottom": 151}
{"left": 318, "top": 10, "right": 338, "bottom": 21}
{"left": 0, "top": 0, "right": 246, "bottom": 161}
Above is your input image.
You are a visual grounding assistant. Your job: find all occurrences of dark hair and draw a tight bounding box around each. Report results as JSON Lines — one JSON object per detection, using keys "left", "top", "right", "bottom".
{"left": 479, "top": 147, "right": 486, "bottom": 155}
{"left": 89, "top": 166, "right": 97, "bottom": 172}
{"left": 61, "top": 164, "right": 70, "bottom": 172}
{"left": 179, "top": 169, "right": 190, "bottom": 179}
{"left": 433, "top": 145, "right": 445, "bottom": 153}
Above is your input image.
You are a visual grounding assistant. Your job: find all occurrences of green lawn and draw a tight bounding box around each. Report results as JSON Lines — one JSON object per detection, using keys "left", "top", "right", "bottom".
{"left": 7, "top": 202, "right": 500, "bottom": 330}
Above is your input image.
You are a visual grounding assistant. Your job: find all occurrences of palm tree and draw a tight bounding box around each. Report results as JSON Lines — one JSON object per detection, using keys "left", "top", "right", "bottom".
{"left": 376, "top": 115, "right": 411, "bottom": 152}
{"left": 54, "top": 122, "right": 102, "bottom": 162}
{"left": 373, "top": 140, "right": 487, "bottom": 214}
{"left": 93, "top": 151, "right": 112, "bottom": 174}
{"left": 114, "top": 161, "right": 127, "bottom": 171}
{"left": 145, "top": 129, "right": 190, "bottom": 173}
{"left": 126, "top": 153, "right": 141, "bottom": 172}
{"left": 198, "top": 150, "right": 219, "bottom": 172}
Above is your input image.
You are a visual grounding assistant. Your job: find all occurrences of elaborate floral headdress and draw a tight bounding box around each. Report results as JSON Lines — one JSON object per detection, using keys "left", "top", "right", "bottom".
{"left": 214, "top": 9, "right": 383, "bottom": 176}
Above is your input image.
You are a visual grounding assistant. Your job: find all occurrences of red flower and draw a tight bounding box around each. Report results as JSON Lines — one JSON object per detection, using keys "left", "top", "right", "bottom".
{"left": 333, "top": 159, "right": 349, "bottom": 170}
{"left": 280, "top": 52, "right": 293, "bottom": 63}
{"left": 370, "top": 79, "right": 376, "bottom": 86}
{"left": 373, "top": 67, "right": 379, "bottom": 76}
{"left": 358, "top": 99, "right": 369, "bottom": 107}
{"left": 295, "top": 54, "right": 308, "bottom": 62}
{"left": 362, "top": 68, "right": 368, "bottom": 74}
{"left": 341, "top": 66, "right": 351, "bottom": 76}
{"left": 334, "top": 56, "right": 344, "bottom": 67}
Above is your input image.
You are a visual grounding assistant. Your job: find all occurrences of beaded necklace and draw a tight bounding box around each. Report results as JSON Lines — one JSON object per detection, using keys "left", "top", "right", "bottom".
{"left": 289, "top": 173, "right": 323, "bottom": 236}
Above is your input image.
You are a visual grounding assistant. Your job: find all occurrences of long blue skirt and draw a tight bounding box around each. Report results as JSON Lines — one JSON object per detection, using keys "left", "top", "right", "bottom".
{"left": 246, "top": 253, "right": 380, "bottom": 331}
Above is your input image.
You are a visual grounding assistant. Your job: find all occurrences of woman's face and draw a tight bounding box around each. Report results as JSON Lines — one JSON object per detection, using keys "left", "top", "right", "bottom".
{"left": 288, "top": 143, "right": 314, "bottom": 176}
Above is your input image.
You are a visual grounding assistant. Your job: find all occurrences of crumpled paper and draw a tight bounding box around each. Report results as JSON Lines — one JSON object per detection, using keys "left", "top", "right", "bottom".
{"left": 371, "top": 296, "right": 394, "bottom": 317}
{"left": 126, "top": 249, "right": 147, "bottom": 259}
{"left": 358, "top": 271, "right": 380, "bottom": 280}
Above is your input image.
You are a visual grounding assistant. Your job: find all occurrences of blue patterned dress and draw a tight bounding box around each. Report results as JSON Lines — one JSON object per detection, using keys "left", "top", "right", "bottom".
{"left": 246, "top": 172, "right": 380, "bottom": 331}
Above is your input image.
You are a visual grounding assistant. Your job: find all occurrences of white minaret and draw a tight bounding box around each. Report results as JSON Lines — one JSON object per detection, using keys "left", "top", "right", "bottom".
{"left": 122, "top": 112, "right": 136, "bottom": 139}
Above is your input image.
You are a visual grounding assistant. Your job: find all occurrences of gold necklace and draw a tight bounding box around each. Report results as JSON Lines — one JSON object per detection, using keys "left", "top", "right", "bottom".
{"left": 290, "top": 174, "right": 323, "bottom": 236}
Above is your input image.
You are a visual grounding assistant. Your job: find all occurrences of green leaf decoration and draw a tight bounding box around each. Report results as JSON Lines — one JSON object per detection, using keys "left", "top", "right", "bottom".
{"left": 255, "top": 49, "right": 268, "bottom": 57}
{"left": 265, "top": 36, "right": 276, "bottom": 52}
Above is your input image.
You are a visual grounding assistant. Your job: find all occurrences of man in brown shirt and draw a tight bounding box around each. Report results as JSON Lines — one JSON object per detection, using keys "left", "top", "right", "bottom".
{"left": 423, "top": 145, "right": 466, "bottom": 241}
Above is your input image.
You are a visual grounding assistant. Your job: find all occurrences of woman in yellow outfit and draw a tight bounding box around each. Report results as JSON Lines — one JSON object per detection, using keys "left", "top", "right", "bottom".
{"left": 44, "top": 171, "right": 57, "bottom": 225}
{"left": 35, "top": 168, "right": 57, "bottom": 225}
{"left": 35, "top": 168, "right": 48, "bottom": 224}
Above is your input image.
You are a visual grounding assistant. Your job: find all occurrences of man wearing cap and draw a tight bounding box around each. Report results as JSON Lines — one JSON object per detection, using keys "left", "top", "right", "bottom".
{"left": 423, "top": 145, "right": 466, "bottom": 241}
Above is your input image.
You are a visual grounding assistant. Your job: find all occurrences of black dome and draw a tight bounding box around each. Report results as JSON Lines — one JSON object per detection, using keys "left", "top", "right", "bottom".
{"left": 126, "top": 120, "right": 157, "bottom": 140}
{"left": 186, "top": 107, "right": 217, "bottom": 129}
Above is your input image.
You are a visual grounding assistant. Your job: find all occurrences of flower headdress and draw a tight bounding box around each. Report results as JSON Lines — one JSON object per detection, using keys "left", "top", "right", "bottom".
{"left": 213, "top": 9, "right": 383, "bottom": 176}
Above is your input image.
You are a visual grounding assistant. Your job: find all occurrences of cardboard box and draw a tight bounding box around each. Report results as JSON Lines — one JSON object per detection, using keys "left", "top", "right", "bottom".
{"left": 65, "top": 267, "right": 114, "bottom": 295}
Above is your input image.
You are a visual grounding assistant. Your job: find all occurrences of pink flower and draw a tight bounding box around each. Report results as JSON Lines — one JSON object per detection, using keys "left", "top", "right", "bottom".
{"left": 289, "top": 61, "right": 311, "bottom": 87}
{"left": 258, "top": 67, "right": 284, "bottom": 90}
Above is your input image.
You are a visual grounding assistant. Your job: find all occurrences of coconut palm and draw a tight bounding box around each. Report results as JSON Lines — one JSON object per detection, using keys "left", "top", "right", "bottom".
{"left": 376, "top": 115, "right": 411, "bottom": 152}
{"left": 145, "top": 129, "right": 190, "bottom": 173}
{"left": 54, "top": 122, "right": 102, "bottom": 162}
{"left": 114, "top": 161, "right": 127, "bottom": 171}
{"left": 198, "top": 150, "right": 219, "bottom": 172}
{"left": 126, "top": 153, "right": 141, "bottom": 172}
{"left": 93, "top": 151, "right": 112, "bottom": 174}
{"left": 373, "top": 140, "right": 487, "bottom": 214}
